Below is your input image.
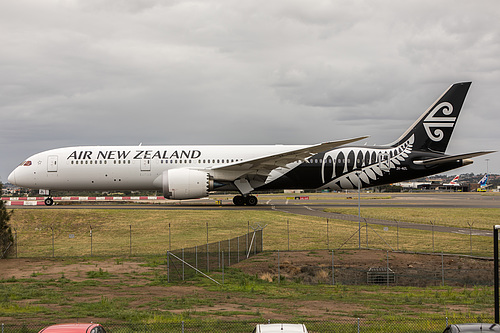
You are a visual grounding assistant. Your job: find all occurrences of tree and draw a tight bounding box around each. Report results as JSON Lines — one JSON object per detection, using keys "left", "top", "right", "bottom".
{"left": 0, "top": 199, "right": 14, "bottom": 258}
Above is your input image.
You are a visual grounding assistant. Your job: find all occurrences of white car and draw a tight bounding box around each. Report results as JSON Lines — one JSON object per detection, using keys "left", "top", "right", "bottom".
{"left": 253, "top": 324, "right": 308, "bottom": 333}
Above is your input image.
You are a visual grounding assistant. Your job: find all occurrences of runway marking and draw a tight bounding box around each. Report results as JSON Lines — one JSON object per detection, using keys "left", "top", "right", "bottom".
{"left": 452, "top": 229, "right": 492, "bottom": 237}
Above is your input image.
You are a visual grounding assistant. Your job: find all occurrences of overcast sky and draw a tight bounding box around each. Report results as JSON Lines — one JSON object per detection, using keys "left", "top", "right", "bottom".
{"left": 1, "top": 0, "right": 499, "bottom": 182}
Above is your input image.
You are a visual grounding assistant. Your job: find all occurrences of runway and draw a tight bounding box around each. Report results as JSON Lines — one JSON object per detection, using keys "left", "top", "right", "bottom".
{"left": 7, "top": 192, "right": 500, "bottom": 210}
{"left": 6, "top": 192, "right": 499, "bottom": 236}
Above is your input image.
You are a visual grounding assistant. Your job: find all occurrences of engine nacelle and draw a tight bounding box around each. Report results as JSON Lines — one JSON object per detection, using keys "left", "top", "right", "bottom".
{"left": 162, "top": 169, "right": 212, "bottom": 200}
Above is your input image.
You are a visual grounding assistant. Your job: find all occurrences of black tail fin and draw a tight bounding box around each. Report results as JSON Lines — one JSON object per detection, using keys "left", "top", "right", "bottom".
{"left": 389, "top": 82, "right": 471, "bottom": 154}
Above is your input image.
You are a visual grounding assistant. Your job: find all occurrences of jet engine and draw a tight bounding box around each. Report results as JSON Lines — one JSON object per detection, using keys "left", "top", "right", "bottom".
{"left": 162, "top": 169, "right": 212, "bottom": 200}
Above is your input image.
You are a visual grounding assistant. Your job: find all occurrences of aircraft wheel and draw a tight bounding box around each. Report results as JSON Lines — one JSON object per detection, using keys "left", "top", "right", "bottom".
{"left": 233, "top": 195, "right": 245, "bottom": 206}
{"left": 245, "top": 195, "right": 258, "bottom": 206}
{"left": 44, "top": 197, "right": 54, "bottom": 206}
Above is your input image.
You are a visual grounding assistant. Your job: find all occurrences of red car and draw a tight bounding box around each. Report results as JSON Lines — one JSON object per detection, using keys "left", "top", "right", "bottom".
{"left": 38, "top": 324, "right": 106, "bottom": 333}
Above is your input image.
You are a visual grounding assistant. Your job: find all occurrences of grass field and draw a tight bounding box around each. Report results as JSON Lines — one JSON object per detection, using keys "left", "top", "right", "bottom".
{"left": 7, "top": 207, "right": 496, "bottom": 257}
{"left": 324, "top": 207, "right": 500, "bottom": 230}
{"left": 1, "top": 204, "right": 498, "bottom": 327}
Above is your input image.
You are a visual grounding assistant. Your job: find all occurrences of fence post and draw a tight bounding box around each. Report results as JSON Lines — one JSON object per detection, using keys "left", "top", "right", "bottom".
{"left": 169, "top": 223, "right": 171, "bottom": 252}
{"left": 222, "top": 250, "right": 224, "bottom": 286}
{"left": 357, "top": 318, "right": 360, "bottom": 333}
{"left": 261, "top": 227, "right": 264, "bottom": 252}
{"left": 441, "top": 251, "right": 445, "bottom": 286}
{"left": 129, "top": 225, "right": 132, "bottom": 256}
{"left": 167, "top": 251, "right": 170, "bottom": 283}
{"left": 431, "top": 221, "right": 435, "bottom": 253}
{"left": 207, "top": 222, "right": 209, "bottom": 273}
{"left": 278, "top": 250, "right": 280, "bottom": 285}
{"left": 195, "top": 245, "right": 198, "bottom": 272}
{"left": 327, "top": 219, "right": 329, "bottom": 250}
{"left": 90, "top": 225, "right": 93, "bottom": 257}
{"left": 182, "top": 248, "right": 185, "bottom": 281}
{"left": 237, "top": 235, "right": 240, "bottom": 263}
{"left": 287, "top": 220, "right": 290, "bottom": 251}
{"left": 14, "top": 229, "right": 17, "bottom": 258}
{"left": 366, "top": 219, "right": 368, "bottom": 249}
{"left": 332, "top": 250, "right": 335, "bottom": 286}
{"left": 51, "top": 226, "right": 54, "bottom": 258}
{"left": 218, "top": 241, "right": 221, "bottom": 269}
{"left": 228, "top": 238, "right": 231, "bottom": 267}
{"left": 468, "top": 221, "right": 473, "bottom": 256}
{"left": 386, "top": 251, "right": 389, "bottom": 287}
{"left": 396, "top": 221, "right": 399, "bottom": 251}
{"left": 254, "top": 231, "right": 257, "bottom": 255}
{"left": 182, "top": 320, "right": 184, "bottom": 333}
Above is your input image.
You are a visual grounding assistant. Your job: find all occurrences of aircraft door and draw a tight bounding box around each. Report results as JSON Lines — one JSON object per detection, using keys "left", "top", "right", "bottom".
{"left": 140, "top": 159, "right": 151, "bottom": 172}
{"left": 47, "top": 155, "right": 58, "bottom": 172}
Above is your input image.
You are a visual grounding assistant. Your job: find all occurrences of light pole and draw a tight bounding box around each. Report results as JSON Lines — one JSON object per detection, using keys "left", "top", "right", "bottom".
{"left": 495, "top": 225, "right": 499, "bottom": 324}
{"left": 486, "top": 158, "right": 490, "bottom": 174}
{"left": 357, "top": 171, "right": 361, "bottom": 249}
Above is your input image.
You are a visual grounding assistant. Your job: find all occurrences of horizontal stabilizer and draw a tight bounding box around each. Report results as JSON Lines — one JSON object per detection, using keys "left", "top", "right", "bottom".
{"left": 413, "top": 151, "right": 496, "bottom": 166}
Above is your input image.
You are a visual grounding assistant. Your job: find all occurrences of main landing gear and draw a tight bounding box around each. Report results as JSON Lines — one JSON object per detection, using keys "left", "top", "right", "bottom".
{"left": 44, "top": 197, "right": 54, "bottom": 206}
{"left": 233, "top": 195, "right": 258, "bottom": 206}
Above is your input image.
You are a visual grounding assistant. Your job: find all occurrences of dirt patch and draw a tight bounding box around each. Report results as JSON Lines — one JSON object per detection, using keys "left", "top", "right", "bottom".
{"left": 234, "top": 250, "right": 493, "bottom": 286}
{"left": 0, "top": 250, "right": 493, "bottom": 323}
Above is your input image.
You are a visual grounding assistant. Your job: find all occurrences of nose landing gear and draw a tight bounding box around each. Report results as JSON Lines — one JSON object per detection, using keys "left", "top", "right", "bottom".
{"left": 232, "top": 195, "right": 258, "bottom": 206}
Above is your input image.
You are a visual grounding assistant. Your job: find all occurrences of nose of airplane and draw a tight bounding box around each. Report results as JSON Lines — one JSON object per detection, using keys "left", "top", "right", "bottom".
{"left": 8, "top": 169, "right": 16, "bottom": 185}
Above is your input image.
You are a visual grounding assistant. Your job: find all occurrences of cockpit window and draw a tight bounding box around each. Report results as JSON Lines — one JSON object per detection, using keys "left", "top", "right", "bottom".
{"left": 21, "top": 161, "right": 32, "bottom": 166}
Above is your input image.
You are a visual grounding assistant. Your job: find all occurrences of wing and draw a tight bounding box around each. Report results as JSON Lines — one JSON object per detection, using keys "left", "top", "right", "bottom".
{"left": 210, "top": 136, "right": 368, "bottom": 185}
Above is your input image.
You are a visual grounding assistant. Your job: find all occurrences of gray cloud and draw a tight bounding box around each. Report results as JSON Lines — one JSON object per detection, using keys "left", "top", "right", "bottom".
{"left": 1, "top": 0, "right": 499, "bottom": 182}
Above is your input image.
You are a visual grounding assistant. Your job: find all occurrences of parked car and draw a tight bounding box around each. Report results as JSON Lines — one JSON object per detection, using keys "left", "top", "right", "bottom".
{"left": 253, "top": 323, "right": 308, "bottom": 333}
{"left": 444, "top": 323, "right": 500, "bottom": 333}
{"left": 38, "top": 323, "right": 106, "bottom": 333}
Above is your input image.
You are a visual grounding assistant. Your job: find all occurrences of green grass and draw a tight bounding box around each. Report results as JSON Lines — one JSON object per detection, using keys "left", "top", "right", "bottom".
{"left": 0, "top": 263, "right": 494, "bottom": 324}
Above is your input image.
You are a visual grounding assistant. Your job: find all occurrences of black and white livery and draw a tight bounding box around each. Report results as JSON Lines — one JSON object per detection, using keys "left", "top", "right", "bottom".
{"left": 8, "top": 82, "right": 494, "bottom": 206}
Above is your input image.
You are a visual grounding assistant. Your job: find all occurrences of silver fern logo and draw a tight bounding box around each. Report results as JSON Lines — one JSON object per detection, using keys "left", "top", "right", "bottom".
{"left": 423, "top": 102, "right": 455, "bottom": 142}
{"left": 320, "top": 135, "right": 414, "bottom": 190}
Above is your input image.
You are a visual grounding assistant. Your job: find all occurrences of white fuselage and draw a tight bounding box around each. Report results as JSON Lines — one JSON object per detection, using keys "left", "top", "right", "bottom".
{"left": 8, "top": 145, "right": 306, "bottom": 191}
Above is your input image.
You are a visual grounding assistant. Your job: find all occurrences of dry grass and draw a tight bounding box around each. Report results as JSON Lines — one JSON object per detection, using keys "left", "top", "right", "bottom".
{"left": 7, "top": 207, "right": 495, "bottom": 257}
{"left": 324, "top": 207, "right": 500, "bottom": 230}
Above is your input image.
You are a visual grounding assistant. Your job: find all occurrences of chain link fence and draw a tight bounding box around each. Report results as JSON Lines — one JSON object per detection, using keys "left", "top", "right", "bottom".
{"left": 5, "top": 216, "right": 494, "bottom": 259}
{"left": 0, "top": 317, "right": 495, "bottom": 333}
{"left": 167, "top": 228, "right": 263, "bottom": 282}
{"left": 266, "top": 249, "right": 493, "bottom": 287}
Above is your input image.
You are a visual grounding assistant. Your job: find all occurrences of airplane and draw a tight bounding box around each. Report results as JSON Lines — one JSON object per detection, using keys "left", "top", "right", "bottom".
{"left": 477, "top": 174, "right": 490, "bottom": 191}
{"left": 443, "top": 175, "right": 460, "bottom": 186}
{"left": 8, "top": 82, "right": 495, "bottom": 206}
